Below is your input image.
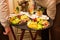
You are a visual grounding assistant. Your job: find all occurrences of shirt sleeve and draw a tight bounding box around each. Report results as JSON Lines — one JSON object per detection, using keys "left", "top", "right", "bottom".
{"left": 0, "top": 0, "right": 10, "bottom": 28}
{"left": 47, "top": 0, "right": 56, "bottom": 20}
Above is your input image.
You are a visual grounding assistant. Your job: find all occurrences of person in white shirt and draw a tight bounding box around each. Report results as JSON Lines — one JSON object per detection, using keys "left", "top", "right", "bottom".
{"left": 29, "top": 0, "right": 60, "bottom": 40}
{"left": 0, "top": 0, "right": 11, "bottom": 40}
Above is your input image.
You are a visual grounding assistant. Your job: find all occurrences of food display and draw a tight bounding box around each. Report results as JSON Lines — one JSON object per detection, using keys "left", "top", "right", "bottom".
{"left": 9, "top": 11, "right": 50, "bottom": 30}
{"left": 9, "top": 0, "right": 50, "bottom": 30}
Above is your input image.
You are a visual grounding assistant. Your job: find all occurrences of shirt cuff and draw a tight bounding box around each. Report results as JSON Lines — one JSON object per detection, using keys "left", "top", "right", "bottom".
{"left": 1, "top": 21, "right": 10, "bottom": 28}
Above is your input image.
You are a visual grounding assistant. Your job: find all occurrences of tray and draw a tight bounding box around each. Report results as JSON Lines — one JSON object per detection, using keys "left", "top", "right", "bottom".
{"left": 10, "top": 18, "right": 53, "bottom": 30}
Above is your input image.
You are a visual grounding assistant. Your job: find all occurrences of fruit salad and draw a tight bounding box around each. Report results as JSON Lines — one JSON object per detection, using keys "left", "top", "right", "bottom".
{"left": 9, "top": 14, "right": 30, "bottom": 25}
{"left": 27, "top": 18, "right": 50, "bottom": 30}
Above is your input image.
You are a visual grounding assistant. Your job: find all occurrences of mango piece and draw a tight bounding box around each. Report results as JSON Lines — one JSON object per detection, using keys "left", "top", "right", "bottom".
{"left": 21, "top": 15, "right": 28, "bottom": 20}
{"left": 11, "top": 18, "right": 20, "bottom": 24}
{"left": 27, "top": 20, "right": 38, "bottom": 30}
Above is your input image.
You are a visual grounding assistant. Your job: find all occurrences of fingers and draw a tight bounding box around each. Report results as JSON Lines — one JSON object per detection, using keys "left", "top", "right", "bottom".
{"left": 3, "top": 30, "right": 10, "bottom": 35}
{"left": 3, "top": 27, "right": 10, "bottom": 35}
{"left": 3, "top": 32, "right": 8, "bottom": 35}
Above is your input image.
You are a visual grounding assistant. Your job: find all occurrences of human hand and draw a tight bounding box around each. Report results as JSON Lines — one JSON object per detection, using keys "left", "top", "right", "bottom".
{"left": 3, "top": 27, "right": 11, "bottom": 35}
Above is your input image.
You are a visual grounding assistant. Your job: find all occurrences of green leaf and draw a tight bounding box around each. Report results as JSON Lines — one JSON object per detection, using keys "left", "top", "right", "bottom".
{"left": 16, "top": 6, "right": 19, "bottom": 12}
{"left": 40, "top": 7, "right": 45, "bottom": 12}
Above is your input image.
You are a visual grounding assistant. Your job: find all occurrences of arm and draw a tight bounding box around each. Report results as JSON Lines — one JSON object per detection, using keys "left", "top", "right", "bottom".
{"left": 47, "top": 0, "right": 56, "bottom": 20}
{"left": 0, "top": 0, "right": 10, "bottom": 35}
{"left": 0, "top": 0, "right": 10, "bottom": 27}
{"left": 35, "top": 0, "right": 56, "bottom": 20}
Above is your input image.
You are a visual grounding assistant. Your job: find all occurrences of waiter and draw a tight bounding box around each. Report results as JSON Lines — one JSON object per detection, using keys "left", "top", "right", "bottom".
{"left": 34, "top": 0, "right": 60, "bottom": 40}
{"left": 28, "top": 0, "right": 56, "bottom": 40}
{"left": 0, "top": 0, "right": 11, "bottom": 40}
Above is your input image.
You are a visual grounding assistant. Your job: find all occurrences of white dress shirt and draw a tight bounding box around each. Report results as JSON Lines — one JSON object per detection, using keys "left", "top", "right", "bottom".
{"left": 0, "top": 0, "right": 9, "bottom": 27}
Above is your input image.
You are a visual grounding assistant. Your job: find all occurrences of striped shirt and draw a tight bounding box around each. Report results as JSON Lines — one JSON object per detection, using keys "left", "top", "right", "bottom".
{"left": 0, "top": 0, "right": 9, "bottom": 27}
